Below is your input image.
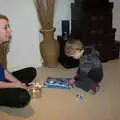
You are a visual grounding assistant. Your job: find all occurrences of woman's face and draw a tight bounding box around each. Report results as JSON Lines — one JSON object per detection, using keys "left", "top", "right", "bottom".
{"left": 0, "top": 19, "right": 11, "bottom": 44}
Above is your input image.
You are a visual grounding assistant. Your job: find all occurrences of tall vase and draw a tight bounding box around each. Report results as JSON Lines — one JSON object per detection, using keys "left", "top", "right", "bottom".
{"left": 40, "top": 28, "right": 60, "bottom": 68}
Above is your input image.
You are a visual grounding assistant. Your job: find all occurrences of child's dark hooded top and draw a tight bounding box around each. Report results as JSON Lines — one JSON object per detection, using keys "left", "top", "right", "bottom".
{"left": 75, "top": 46, "right": 103, "bottom": 83}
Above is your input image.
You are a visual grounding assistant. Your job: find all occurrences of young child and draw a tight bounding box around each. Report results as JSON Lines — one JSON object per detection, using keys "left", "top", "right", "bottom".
{"left": 65, "top": 39, "right": 103, "bottom": 93}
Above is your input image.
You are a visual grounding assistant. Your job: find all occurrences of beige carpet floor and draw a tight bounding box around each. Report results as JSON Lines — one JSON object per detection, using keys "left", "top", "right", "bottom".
{"left": 0, "top": 59, "right": 120, "bottom": 120}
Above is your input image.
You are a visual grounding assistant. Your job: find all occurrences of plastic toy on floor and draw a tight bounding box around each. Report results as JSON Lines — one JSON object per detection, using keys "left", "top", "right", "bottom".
{"left": 43, "top": 77, "right": 73, "bottom": 89}
{"left": 76, "top": 93, "right": 83, "bottom": 100}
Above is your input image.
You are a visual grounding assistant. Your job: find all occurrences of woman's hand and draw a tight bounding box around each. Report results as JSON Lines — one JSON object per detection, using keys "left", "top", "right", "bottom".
{"left": 12, "top": 82, "right": 27, "bottom": 90}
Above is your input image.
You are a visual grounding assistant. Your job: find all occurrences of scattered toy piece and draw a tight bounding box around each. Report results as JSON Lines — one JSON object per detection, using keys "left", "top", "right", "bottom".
{"left": 76, "top": 93, "right": 83, "bottom": 100}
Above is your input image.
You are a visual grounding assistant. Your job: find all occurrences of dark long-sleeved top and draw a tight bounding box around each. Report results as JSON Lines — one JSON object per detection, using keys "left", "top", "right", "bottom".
{"left": 75, "top": 46, "right": 103, "bottom": 83}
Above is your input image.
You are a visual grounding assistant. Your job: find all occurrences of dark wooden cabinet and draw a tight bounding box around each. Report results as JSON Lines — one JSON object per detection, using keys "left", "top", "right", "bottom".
{"left": 71, "top": 2, "right": 114, "bottom": 43}
{"left": 75, "top": 0, "right": 109, "bottom": 4}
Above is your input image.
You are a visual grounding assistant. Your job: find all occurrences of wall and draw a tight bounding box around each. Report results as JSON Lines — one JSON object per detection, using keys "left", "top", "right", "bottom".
{"left": 0, "top": 0, "right": 74, "bottom": 70}
{"left": 110, "top": 0, "right": 120, "bottom": 41}
{"left": 0, "top": 0, "right": 41, "bottom": 70}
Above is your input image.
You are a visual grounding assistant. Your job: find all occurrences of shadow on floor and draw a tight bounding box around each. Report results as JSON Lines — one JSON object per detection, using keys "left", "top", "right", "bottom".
{"left": 0, "top": 105, "right": 34, "bottom": 118}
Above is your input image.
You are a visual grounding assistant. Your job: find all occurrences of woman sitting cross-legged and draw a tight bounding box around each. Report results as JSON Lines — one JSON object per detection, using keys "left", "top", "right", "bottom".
{"left": 0, "top": 14, "right": 37, "bottom": 108}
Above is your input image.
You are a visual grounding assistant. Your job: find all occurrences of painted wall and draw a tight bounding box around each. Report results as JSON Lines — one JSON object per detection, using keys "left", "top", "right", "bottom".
{"left": 110, "top": 0, "right": 120, "bottom": 41}
{"left": 0, "top": 0, "right": 41, "bottom": 70}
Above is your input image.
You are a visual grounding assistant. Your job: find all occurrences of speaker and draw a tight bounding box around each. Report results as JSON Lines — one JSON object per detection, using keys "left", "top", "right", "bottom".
{"left": 61, "top": 20, "right": 70, "bottom": 40}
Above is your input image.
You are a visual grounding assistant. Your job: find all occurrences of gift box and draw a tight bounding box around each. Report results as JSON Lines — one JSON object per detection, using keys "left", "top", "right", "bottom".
{"left": 28, "top": 83, "right": 42, "bottom": 99}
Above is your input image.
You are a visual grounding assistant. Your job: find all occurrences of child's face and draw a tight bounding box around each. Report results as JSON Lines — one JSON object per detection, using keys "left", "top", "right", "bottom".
{"left": 70, "top": 49, "right": 84, "bottom": 59}
{"left": 65, "top": 43, "right": 84, "bottom": 59}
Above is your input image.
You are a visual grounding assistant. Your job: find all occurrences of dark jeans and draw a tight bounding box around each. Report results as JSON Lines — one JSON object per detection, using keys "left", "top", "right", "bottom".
{"left": 0, "top": 67, "right": 36, "bottom": 108}
{"left": 75, "top": 76, "right": 95, "bottom": 92}
{"left": 75, "top": 69, "right": 103, "bottom": 92}
{"left": 75, "top": 72, "right": 101, "bottom": 92}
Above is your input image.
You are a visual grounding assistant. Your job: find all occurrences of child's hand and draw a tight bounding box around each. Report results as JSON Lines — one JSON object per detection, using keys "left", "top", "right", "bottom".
{"left": 69, "top": 79, "right": 75, "bottom": 85}
{"left": 69, "top": 72, "right": 77, "bottom": 85}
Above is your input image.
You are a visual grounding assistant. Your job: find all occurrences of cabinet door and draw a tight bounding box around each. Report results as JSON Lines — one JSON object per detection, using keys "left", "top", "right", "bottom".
{"left": 0, "top": 43, "right": 8, "bottom": 68}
